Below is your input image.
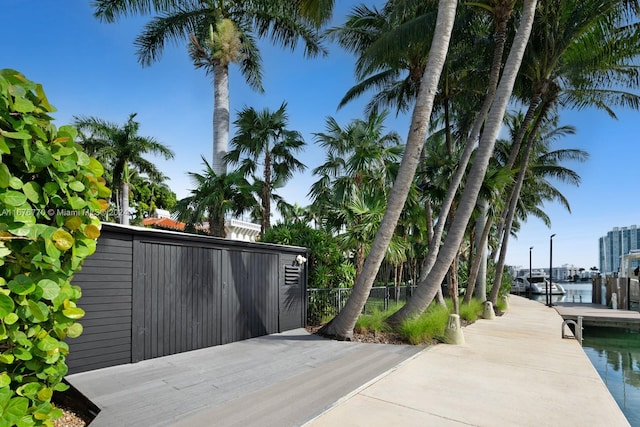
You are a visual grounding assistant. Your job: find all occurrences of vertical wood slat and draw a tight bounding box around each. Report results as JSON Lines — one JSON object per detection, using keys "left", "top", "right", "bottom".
{"left": 68, "top": 231, "right": 134, "bottom": 373}
{"left": 131, "top": 238, "right": 144, "bottom": 363}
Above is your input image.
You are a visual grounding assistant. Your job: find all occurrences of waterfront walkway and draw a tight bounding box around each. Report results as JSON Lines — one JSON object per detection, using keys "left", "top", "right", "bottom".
{"left": 306, "top": 296, "right": 628, "bottom": 427}
{"left": 68, "top": 296, "right": 629, "bottom": 426}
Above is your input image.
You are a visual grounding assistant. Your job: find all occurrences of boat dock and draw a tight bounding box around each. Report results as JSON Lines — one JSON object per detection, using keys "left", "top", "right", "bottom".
{"left": 554, "top": 302, "right": 640, "bottom": 329}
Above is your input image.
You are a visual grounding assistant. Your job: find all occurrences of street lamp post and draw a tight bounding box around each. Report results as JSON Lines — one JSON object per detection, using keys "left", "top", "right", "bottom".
{"left": 529, "top": 246, "right": 533, "bottom": 296}
{"left": 548, "top": 234, "right": 556, "bottom": 307}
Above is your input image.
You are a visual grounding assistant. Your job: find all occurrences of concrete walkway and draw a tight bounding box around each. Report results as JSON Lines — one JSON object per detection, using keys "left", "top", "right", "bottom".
{"left": 68, "top": 295, "right": 629, "bottom": 426}
{"left": 305, "top": 296, "right": 629, "bottom": 427}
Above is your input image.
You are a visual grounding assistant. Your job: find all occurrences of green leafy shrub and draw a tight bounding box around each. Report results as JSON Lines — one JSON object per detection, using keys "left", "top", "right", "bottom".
{"left": 263, "top": 223, "right": 356, "bottom": 325}
{"left": 0, "top": 69, "right": 110, "bottom": 426}
{"left": 262, "top": 222, "right": 355, "bottom": 289}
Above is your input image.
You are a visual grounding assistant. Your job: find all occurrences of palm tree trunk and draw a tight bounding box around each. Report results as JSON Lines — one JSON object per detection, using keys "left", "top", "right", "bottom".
{"left": 489, "top": 100, "right": 551, "bottom": 304}
{"left": 213, "top": 63, "right": 230, "bottom": 175}
{"left": 473, "top": 198, "right": 489, "bottom": 300}
{"left": 490, "top": 93, "right": 544, "bottom": 261}
{"left": 263, "top": 150, "right": 271, "bottom": 233}
{"left": 318, "top": 0, "right": 458, "bottom": 340}
{"left": 465, "top": 204, "right": 493, "bottom": 303}
{"left": 413, "top": 1, "right": 514, "bottom": 286}
{"left": 449, "top": 252, "right": 459, "bottom": 314}
{"left": 388, "top": 0, "right": 539, "bottom": 325}
{"left": 121, "top": 182, "right": 130, "bottom": 225}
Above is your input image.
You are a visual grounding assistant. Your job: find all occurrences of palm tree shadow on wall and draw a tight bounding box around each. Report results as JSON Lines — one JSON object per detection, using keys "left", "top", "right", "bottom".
{"left": 227, "top": 251, "right": 272, "bottom": 339}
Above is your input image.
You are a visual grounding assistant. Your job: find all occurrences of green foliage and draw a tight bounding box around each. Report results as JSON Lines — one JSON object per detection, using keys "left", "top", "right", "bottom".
{"left": 486, "top": 261, "right": 513, "bottom": 300}
{"left": 130, "top": 175, "right": 176, "bottom": 224}
{"left": 399, "top": 303, "right": 450, "bottom": 345}
{"left": 0, "top": 69, "right": 109, "bottom": 426}
{"left": 261, "top": 222, "right": 355, "bottom": 289}
{"left": 459, "top": 298, "right": 484, "bottom": 322}
{"left": 355, "top": 309, "right": 391, "bottom": 334}
{"left": 350, "top": 297, "right": 482, "bottom": 345}
{"left": 354, "top": 303, "right": 403, "bottom": 334}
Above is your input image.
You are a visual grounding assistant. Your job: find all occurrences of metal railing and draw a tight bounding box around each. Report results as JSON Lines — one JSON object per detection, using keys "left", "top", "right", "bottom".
{"left": 306, "top": 285, "right": 417, "bottom": 325}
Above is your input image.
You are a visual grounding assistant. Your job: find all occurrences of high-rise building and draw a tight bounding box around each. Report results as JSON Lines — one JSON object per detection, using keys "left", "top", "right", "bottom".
{"left": 599, "top": 225, "right": 640, "bottom": 274}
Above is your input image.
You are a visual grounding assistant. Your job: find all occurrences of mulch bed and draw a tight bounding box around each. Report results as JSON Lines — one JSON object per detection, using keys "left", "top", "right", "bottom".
{"left": 53, "top": 407, "right": 89, "bottom": 427}
{"left": 306, "top": 325, "right": 438, "bottom": 345}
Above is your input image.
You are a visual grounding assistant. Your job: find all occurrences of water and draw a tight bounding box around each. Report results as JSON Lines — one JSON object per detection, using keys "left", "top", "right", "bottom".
{"left": 582, "top": 327, "right": 640, "bottom": 427}
{"left": 518, "top": 282, "right": 593, "bottom": 304}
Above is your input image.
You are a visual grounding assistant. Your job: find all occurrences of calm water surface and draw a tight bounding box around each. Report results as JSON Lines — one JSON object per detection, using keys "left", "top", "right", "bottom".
{"left": 582, "top": 327, "right": 640, "bottom": 427}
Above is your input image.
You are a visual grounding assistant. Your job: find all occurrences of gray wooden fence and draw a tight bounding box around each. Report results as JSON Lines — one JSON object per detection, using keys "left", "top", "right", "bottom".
{"left": 66, "top": 223, "right": 308, "bottom": 374}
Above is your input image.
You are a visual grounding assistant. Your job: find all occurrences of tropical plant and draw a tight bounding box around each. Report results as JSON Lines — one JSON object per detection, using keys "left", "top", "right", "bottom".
{"left": 309, "top": 110, "right": 404, "bottom": 280}
{"left": 489, "top": 0, "right": 640, "bottom": 303}
{"left": 129, "top": 173, "right": 177, "bottom": 224}
{"left": 225, "top": 102, "right": 306, "bottom": 234}
{"left": 329, "top": 0, "right": 520, "bottom": 317}
{"left": 173, "top": 156, "right": 254, "bottom": 237}
{"left": 319, "top": 0, "right": 460, "bottom": 339}
{"left": 0, "top": 69, "right": 110, "bottom": 426}
{"left": 261, "top": 222, "right": 355, "bottom": 290}
{"left": 94, "top": 0, "right": 330, "bottom": 174}
{"left": 384, "top": 0, "right": 538, "bottom": 327}
{"left": 74, "top": 113, "right": 174, "bottom": 225}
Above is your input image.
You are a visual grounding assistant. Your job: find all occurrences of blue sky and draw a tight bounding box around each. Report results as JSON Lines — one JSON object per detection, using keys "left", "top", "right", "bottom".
{"left": 6, "top": 1, "right": 640, "bottom": 271}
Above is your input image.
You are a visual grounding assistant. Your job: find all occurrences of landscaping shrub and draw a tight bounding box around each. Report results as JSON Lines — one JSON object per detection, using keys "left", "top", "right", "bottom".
{"left": 262, "top": 222, "right": 355, "bottom": 289}
{"left": 398, "top": 303, "right": 450, "bottom": 345}
{"left": 459, "top": 298, "right": 484, "bottom": 322}
{"left": 0, "top": 69, "right": 109, "bottom": 426}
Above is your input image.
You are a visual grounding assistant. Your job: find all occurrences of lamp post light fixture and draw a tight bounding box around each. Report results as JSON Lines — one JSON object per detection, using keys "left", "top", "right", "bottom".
{"left": 548, "top": 234, "right": 556, "bottom": 307}
{"left": 529, "top": 246, "right": 533, "bottom": 295}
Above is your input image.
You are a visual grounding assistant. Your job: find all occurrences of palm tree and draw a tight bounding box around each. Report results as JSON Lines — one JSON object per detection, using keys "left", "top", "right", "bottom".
{"left": 331, "top": 0, "right": 520, "bottom": 299}
{"left": 225, "top": 102, "right": 306, "bottom": 234}
{"left": 489, "top": 0, "right": 640, "bottom": 303}
{"left": 94, "top": 0, "right": 330, "bottom": 175}
{"left": 129, "top": 171, "right": 177, "bottom": 222}
{"left": 74, "top": 113, "right": 174, "bottom": 225}
{"left": 310, "top": 110, "right": 402, "bottom": 208}
{"left": 319, "top": 0, "right": 460, "bottom": 339}
{"left": 385, "top": 0, "right": 539, "bottom": 327}
{"left": 173, "top": 156, "right": 255, "bottom": 237}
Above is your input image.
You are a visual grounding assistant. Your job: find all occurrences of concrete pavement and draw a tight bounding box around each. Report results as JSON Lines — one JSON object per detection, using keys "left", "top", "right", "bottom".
{"left": 68, "top": 295, "right": 630, "bottom": 426}
{"left": 305, "top": 295, "right": 629, "bottom": 427}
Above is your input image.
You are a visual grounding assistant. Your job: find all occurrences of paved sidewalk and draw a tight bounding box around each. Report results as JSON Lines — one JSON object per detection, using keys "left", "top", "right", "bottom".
{"left": 68, "top": 295, "right": 629, "bottom": 426}
{"left": 305, "top": 295, "right": 629, "bottom": 427}
{"left": 67, "top": 328, "right": 422, "bottom": 426}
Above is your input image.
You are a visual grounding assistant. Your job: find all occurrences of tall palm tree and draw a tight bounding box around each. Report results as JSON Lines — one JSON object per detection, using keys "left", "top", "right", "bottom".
{"left": 74, "top": 113, "right": 174, "bottom": 225}
{"left": 489, "top": 0, "right": 640, "bottom": 303}
{"left": 331, "top": 0, "right": 519, "bottom": 298}
{"left": 385, "top": 0, "right": 539, "bottom": 327}
{"left": 319, "top": 0, "right": 460, "bottom": 339}
{"left": 309, "top": 110, "right": 404, "bottom": 281}
{"left": 173, "top": 156, "right": 255, "bottom": 237}
{"left": 225, "top": 102, "right": 306, "bottom": 234}
{"left": 94, "top": 0, "right": 330, "bottom": 175}
{"left": 310, "top": 110, "right": 402, "bottom": 207}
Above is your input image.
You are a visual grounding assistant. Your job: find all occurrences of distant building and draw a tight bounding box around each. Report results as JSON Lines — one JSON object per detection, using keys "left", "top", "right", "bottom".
{"left": 599, "top": 225, "right": 640, "bottom": 275}
{"left": 142, "top": 209, "right": 261, "bottom": 242}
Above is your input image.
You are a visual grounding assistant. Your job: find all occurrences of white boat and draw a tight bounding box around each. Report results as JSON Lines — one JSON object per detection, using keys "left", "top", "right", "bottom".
{"left": 511, "top": 270, "right": 566, "bottom": 295}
